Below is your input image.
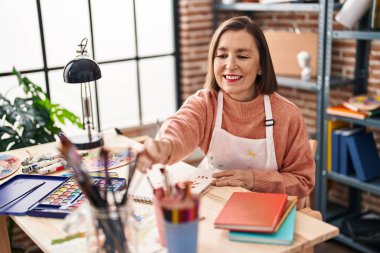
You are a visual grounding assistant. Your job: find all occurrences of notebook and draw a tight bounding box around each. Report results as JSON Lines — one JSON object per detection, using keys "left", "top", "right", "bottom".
{"left": 229, "top": 206, "right": 296, "bottom": 245}
{"left": 128, "top": 162, "right": 215, "bottom": 204}
{"left": 346, "top": 132, "right": 380, "bottom": 181}
{"left": 274, "top": 196, "right": 297, "bottom": 231}
{"left": 214, "top": 192, "right": 287, "bottom": 233}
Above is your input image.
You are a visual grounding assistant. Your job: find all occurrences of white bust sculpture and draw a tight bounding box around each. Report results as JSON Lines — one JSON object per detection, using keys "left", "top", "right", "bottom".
{"left": 297, "top": 51, "right": 311, "bottom": 81}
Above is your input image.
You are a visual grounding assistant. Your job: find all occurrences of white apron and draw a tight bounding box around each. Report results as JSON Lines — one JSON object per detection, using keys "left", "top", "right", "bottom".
{"left": 198, "top": 91, "right": 278, "bottom": 171}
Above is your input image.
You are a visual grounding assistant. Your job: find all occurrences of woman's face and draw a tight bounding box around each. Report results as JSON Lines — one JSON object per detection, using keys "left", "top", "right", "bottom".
{"left": 214, "top": 30, "right": 261, "bottom": 102}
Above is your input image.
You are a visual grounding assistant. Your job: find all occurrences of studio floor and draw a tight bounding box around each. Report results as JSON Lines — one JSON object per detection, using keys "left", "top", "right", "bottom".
{"left": 315, "top": 240, "right": 359, "bottom": 253}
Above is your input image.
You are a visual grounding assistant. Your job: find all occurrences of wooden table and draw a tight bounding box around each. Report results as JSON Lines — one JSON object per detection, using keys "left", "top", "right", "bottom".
{"left": 0, "top": 131, "right": 339, "bottom": 253}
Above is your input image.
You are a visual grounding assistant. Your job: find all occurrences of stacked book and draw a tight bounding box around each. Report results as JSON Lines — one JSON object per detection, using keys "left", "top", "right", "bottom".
{"left": 214, "top": 192, "right": 297, "bottom": 245}
{"left": 327, "top": 95, "right": 380, "bottom": 120}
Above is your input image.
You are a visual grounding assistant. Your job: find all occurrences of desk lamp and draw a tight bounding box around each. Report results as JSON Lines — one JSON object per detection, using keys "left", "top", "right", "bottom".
{"left": 63, "top": 38, "right": 103, "bottom": 150}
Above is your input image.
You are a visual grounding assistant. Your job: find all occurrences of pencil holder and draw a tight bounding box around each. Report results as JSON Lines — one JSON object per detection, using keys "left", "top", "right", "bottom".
{"left": 164, "top": 220, "right": 199, "bottom": 253}
{"left": 86, "top": 205, "right": 133, "bottom": 253}
{"left": 153, "top": 196, "right": 166, "bottom": 246}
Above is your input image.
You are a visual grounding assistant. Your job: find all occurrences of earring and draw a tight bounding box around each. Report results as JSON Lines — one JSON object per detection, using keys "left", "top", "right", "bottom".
{"left": 258, "top": 70, "right": 262, "bottom": 75}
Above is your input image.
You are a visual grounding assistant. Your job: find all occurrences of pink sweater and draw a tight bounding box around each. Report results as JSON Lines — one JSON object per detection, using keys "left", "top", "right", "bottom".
{"left": 160, "top": 89, "right": 315, "bottom": 197}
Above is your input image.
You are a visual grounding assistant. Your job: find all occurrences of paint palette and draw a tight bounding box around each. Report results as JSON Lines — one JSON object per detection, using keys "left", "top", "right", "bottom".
{"left": 0, "top": 154, "right": 21, "bottom": 179}
{"left": 82, "top": 147, "right": 136, "bottom": 172}
{"left": 29, "top": 177, "right": 126, "bottom": 218}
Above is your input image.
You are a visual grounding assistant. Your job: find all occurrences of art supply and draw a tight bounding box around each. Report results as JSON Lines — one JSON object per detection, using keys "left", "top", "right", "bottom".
{"left": 0, "top": 154, "right": 21, "bottom": 179}
{"left": 164, "top": 220, "right": 199, "bottom": 253}
{"left": 87, "top": 205, "right": 130, "bottom": 253}
{"left": 81, "top": 147, "right": 136, "bottom": 172}
{"left": 36, "top": 161, "right": 68, "bottom": 174}
{"left": 148, "top": 166, "right": 201, "bottom": 248}
{"left": 51, "top": 232, "right": 86, "bottom": 245}
{"left": 128, "top": 164, "right": 214, "bottom": 204}
{"left": 61, "top": 171, "right": 119, "bottom": 178}
{"left": 157, "top": 183, "right": 200, "bottom": 250}
{"left": 36, "top": 177, "right": 125, "bottom": 212}
{"left": 119, "top": 153, "right": 139, "bottom": 206}
{"left": 0, "top": 175, "right": 71, "bottom": 216}
{"left": 21, "top": 158, "right": 65, "bottom": 173}
{"left": 0, "top": 181, "right": 46, "bottom": 209}
{"left": 22, "top": 153, "right": 62, "bottom": 166}
{"left": 0, "top": 174, "right": 124, "bottom": 218}
{"left": 160, "top": 166, "right": 171, "bottom": 196}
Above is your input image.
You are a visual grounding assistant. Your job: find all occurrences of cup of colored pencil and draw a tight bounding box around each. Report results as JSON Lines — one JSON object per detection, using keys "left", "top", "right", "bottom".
{"left": 152, "top": 167, "right": 200, "bottom": 253}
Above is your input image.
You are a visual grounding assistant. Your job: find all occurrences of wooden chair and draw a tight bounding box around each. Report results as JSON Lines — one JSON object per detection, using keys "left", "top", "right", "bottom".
{"left": 297, "top": 139, "right": 318, "bottom": 210}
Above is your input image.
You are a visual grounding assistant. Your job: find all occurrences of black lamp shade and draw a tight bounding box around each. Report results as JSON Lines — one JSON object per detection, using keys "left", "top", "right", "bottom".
{"left": 63, "top": 55, "right": 101, "bottom": 83}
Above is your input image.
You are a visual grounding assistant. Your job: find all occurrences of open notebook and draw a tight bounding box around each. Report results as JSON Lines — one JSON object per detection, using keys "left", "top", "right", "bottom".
{"left": 128, "top": 162, "right": 215, "bottom": 204}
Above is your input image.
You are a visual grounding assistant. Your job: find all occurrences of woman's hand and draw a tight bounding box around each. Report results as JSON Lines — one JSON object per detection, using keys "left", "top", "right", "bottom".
{"left": 212, "top": 169, "right": 254, "bottom": 190}
{"left": 135, "top": 138, "right": 172, "bottom": 173}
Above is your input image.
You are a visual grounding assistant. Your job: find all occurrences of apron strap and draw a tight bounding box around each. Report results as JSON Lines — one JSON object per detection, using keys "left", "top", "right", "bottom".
{"left": 264, "top": 95, "right": 276, "bottom": 167}
{"left": 215, "top": 91, "right": 224, "bottom": 129}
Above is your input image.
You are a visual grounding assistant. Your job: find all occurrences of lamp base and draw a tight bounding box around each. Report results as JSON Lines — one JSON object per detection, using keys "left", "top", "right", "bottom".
{"left": 69, "top": 132, "right": 103, "bottom": 150}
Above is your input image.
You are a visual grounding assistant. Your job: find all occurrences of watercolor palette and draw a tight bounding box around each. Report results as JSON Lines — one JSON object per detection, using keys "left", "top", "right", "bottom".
{"left": 0, "top": 174, "right": 126, "bottom": 218}
{"left": 30, "top": 177, "right": 126, "bottom": 217}
{"left": 81, "top": 147, "right": 136, "bottom": 172}
{"left": 0, "top": 154, "right": 21, "bottom": 179}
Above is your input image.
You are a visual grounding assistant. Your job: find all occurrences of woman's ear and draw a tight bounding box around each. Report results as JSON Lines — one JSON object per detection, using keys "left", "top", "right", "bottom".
{"left": 258, "top": 69, "right": 262, "bottom": 75}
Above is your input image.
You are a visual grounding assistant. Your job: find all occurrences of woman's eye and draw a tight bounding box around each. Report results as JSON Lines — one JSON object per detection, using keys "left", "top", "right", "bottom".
{"left": 238, "top": 55, "right": 249, "bottom": 60}
{"left": 216, "top": 54, "right": 227, "bottom": 59}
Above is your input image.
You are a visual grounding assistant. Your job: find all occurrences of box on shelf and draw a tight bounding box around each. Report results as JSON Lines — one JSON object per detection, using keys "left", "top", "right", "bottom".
{"left": 263, "top": 31, "right": 318, "bottom": 78}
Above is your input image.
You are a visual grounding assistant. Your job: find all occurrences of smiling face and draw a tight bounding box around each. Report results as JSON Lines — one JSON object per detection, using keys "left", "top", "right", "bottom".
{"left": 213, "top": 30, "right": 261, "bottom": 102}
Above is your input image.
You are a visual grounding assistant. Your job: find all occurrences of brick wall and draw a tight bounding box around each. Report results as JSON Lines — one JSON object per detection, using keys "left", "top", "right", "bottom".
{"left": 178, "top": 1, "right": 380, "bottom": 212}
{"left": 178, "top": 0, "right": 213, "bottom": 101}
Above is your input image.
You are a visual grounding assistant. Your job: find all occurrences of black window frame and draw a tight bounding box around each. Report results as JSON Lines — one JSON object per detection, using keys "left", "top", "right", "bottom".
{"left": 0, "top": 0, "right": 181, "bottom": 129}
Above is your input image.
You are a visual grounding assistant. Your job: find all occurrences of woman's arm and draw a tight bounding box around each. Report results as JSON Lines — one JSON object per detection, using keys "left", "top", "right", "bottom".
{"left": 135, "top": 90, "right": 215, "bottom": 172}
{"left": 251, "top": 112, "right": 315, "bottom": 197}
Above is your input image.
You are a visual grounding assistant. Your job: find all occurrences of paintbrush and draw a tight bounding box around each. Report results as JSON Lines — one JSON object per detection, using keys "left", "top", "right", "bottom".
{"left": 119, "top": 153, "right": 139, "bottom": 206}
{"left": 100, "top": 149, "right": 110, "bottom": 203}
{"left": 160, "top": 166, "right": 171, "bottom": 196}
{"left": 101, "top": 148, "right": 128, "bottom": 252}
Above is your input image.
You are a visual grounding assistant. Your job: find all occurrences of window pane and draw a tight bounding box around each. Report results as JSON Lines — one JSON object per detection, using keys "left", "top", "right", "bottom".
{"left": 0, "top": 73, "right": 46, "bottom": 102}
{"left": 139, "top": 56, "right": 176, "bottom": 124}
{"left": 41, "top": 0, "right": 91, "bottom": 68}
{"left": 135, "top": 0, "right": 174, "bottom": 57}
{"left": 0, "top": 0, "right": 43, "bottom": 72}
{"left": 91, "top": 0, "right": 136, "bottom": 61}
{"left": 48, "top": 70, "right": 85, "bottom": 136}
{"left": 97, "top": 62, "right": 139, "bottom": 130}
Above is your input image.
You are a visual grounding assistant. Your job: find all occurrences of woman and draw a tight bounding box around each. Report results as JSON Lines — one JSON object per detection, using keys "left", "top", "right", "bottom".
{"left": 135, "top": 16, "right": 315, "bottom": 198}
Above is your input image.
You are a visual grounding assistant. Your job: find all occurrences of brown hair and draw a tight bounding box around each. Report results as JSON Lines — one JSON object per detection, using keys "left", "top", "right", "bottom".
{"left": 204, "top": 16, "right": 277, "bottom": 94}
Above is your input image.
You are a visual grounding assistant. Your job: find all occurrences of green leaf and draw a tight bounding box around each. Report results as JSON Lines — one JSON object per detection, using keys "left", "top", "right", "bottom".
{"left": 0, "top": 138, "right": 15, "bottom": 152}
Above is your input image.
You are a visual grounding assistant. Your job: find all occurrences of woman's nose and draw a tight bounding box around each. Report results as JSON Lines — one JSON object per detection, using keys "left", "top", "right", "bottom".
{"left": 226, "top": 57, "right": 237, "bottom": 70}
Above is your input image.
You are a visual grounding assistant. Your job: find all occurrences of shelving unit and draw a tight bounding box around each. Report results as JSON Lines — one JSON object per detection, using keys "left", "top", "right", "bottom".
{"left": 215, "top": 2, "right": 319, "bottom": 12}
{"left": 316, "top": 0, "right": 380, "bottom": 252}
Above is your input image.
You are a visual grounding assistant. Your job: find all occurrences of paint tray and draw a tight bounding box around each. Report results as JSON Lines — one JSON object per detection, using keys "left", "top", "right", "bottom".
{"left": 0, "top": 174, "right": 126, "bottom": 218}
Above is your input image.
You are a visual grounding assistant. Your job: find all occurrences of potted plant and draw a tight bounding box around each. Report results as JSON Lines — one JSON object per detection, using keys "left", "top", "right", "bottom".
{"left": 0, "top": 67, "right": 83, "bottom": 151}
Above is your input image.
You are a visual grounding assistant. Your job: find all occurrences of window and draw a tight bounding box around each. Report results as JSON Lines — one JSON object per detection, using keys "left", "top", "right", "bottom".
{"left": 0, "top": 0, "right": 179, "bottom": 135}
